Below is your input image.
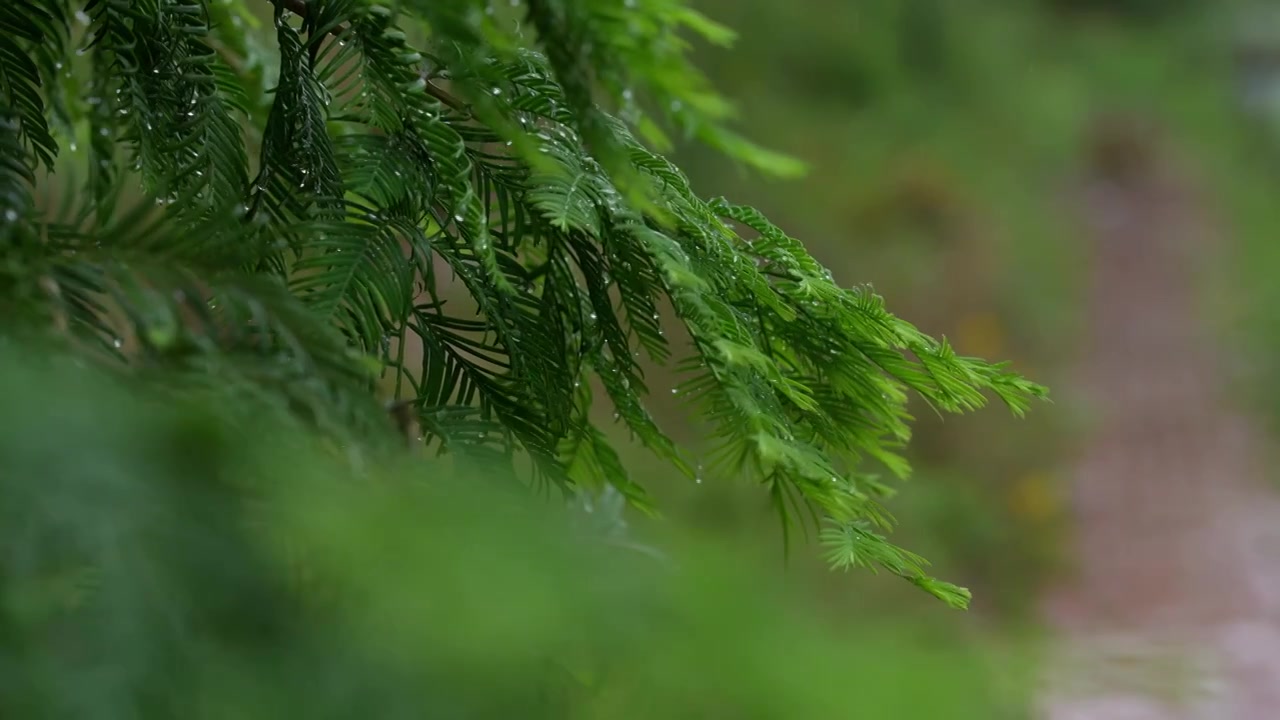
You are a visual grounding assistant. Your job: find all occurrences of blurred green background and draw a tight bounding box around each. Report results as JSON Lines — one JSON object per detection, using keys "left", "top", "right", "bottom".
{"left": 614, "top": 0, "right": 1280, "bottom": 710}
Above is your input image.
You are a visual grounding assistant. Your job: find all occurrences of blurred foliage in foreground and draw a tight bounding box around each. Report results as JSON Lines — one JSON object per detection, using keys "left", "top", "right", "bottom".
{"left": 0, "top": 344, "right": 1030, "bottom": 718}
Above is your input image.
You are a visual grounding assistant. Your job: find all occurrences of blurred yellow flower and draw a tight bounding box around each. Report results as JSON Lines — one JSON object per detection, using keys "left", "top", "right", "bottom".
{"left": 1009, "top": 471, "right": 1057, "bottom": 523}
{"left": 956, "top": 311, "right": 1005, "bottom": 358}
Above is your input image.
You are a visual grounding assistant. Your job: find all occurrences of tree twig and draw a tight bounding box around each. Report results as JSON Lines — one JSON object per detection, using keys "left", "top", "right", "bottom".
{"left": 265, "top": 0, "right": 467, "bottom": 111}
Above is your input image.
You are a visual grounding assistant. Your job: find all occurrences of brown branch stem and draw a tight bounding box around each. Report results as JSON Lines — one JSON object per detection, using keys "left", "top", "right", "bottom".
{"left": 265, "top": 0, "right": 466, "bottom": 111}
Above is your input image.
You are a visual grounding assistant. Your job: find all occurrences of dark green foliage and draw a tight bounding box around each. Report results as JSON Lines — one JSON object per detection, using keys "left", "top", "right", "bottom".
{"left": 0, "top": 0, "right": 63, "bottom": 170}
{"left": 0, "top": 0, "right": 1046, "bottom": 602}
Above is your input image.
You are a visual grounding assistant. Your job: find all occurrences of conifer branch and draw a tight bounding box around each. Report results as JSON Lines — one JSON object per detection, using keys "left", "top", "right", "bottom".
{"left": 264, "top": 0, "right": 466, "bottom": 111}
{"left": 271, "top": 0, "right": 317, "bottom": 22}
{"left": 0, "top": 0, "right": 1047, "bottom": 604}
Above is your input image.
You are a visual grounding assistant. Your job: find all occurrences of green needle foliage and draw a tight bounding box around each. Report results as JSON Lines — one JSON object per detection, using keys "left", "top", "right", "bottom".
{"left": 0, "top": 0, "right": 1045, "bottom": 604}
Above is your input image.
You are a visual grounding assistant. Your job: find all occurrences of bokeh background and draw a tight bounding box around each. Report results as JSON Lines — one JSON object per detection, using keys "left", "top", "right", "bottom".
{"left": 621, "top": 0, "right": 1280, "bottom": 715}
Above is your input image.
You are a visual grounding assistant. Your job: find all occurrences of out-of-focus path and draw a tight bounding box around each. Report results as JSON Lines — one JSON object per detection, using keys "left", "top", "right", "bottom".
{"left": 1040, "top": 121, "right": 1280, "bottom": 719}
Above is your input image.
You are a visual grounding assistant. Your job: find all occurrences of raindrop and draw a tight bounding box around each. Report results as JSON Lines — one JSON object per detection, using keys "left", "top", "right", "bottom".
{"left": 112, "top": 337, "right": 123, "bottom": 349}
{"left": 98, "top": 127, "right": 109, "bottom": 137}
{"left": 3, "top": 209, "right": 17, "bottom": 222}
{"left": 670, "top": 388, "right": 678, "bottom": 394}
{"left": 589, "top": 312, "right": 597, "bottom": 320}
{"left": 68, "top": 142, "right": 77, "bottom": 151}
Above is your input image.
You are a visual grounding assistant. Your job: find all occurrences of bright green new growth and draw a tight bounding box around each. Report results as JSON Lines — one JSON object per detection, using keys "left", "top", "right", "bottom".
{"left": 0, "top": 0, "right": 1046, "bottom": 605}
